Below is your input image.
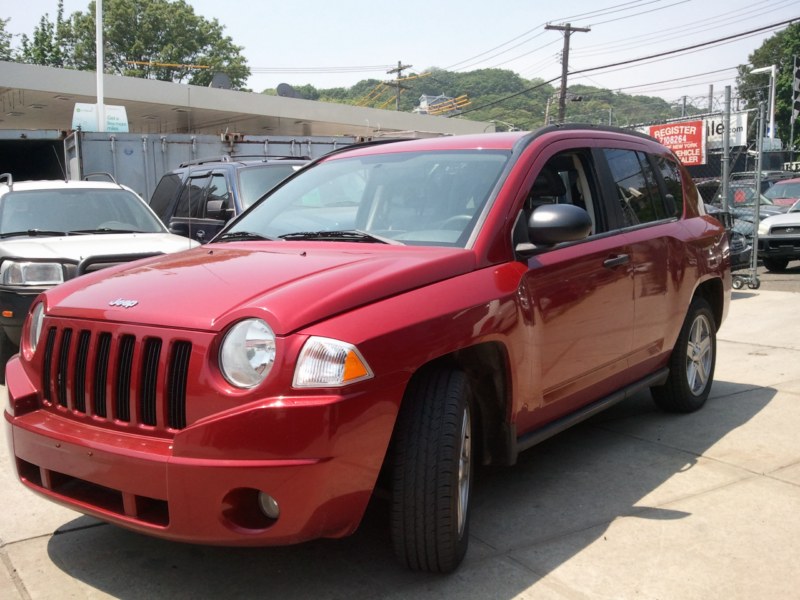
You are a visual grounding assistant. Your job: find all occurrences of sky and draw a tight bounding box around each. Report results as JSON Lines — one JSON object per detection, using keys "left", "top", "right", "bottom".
{"left": 3, "top": 0, "right": 798, "bottom": 113}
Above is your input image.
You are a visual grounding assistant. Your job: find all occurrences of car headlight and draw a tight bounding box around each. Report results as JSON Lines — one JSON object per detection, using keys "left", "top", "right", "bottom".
{"left": 293, "top": 336, "right": 373, "bottom": 388}
{"left": 219, "top": 318, "right": 276, "bottom": 388}
{"left": 757, "top": 222, "right": 770, "bottom": 236}
{"left": 0, "top": 261, "right": 64, "bottom": 286}
{"left": 28, "top": 302, "right": 45, "bottom": 354}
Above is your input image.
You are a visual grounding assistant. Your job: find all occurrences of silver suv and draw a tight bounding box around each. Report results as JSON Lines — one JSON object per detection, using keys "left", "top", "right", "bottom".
{"left": 0, "top": 174, "right": 197, "bottom": 380}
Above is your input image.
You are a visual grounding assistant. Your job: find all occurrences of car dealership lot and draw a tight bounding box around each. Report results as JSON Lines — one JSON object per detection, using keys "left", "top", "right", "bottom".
{"left": 2, "top": 287, "right": 799, "bottom": 599}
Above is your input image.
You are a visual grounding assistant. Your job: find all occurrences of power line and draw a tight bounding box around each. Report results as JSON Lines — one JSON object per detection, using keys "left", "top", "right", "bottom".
{"left": 443, "top": 0, "right": 681, "bottom": 73}
{"left": 456, "top": 17, "right": 797, "bottom": 116}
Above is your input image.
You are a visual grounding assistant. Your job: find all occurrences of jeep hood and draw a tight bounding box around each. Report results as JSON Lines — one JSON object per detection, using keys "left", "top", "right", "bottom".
{"left": 0, "top": 233, "right": 196, "bottom": 261}
{"left": 44, "top": 242, "right": 477, "bottom": 334}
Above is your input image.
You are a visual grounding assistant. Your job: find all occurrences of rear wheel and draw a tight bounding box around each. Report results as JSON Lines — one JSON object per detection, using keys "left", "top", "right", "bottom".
{"left": 762, "top": 257, "right": 788, "bottom": 272}
{"left": 390, "top": 368, "right": 473, "bottom": 573}
{"left": 652, "top": 297, "right": 716, "bottom": 413}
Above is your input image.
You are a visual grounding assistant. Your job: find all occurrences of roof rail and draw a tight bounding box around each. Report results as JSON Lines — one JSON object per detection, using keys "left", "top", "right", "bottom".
{"left": 0, "top": 173, "right": 12, "bottom": 189}
{"left": 304, "top": 138, "right": 407, "bottom": 168}
{"left": 178, "top": 155, "right": 310, "bottom": 168}
{"left": 82, "top": 172, "right": 119, "bottom": 184}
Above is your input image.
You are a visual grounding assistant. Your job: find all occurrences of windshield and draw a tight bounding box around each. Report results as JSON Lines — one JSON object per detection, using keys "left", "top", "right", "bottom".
{"left": 223, "top": 150, "right": 509, "bottom": 248}
{"left": 713, "top": 184, "right": 775, "bottom": 207}
{"left": 764, "top": 181, "right": 800, "bottom": 201}
{"left": 0, "top": 188, "right": 166, "bottom": 235}
{"left": 238, "top": 164, "right": 304, "bottom": 209}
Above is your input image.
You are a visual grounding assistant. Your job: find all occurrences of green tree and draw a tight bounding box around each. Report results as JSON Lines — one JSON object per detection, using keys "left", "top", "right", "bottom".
{"left": 0, "top": 18, "right": 13, "bottom": 61}
{"left": 736, "top": 23, "right": 800, "bottom": 146}
{"left": 18, "top": 1, "right": 70, "bottom": 67}
{"left": 64, "top": 0, "right": 250, "bottom": 89}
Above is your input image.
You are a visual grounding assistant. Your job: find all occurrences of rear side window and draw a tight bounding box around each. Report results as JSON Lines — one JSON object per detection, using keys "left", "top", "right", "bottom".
{"left": 176, "top": 174, "right": 210, "bottom": 218}
{"left": 655, "top": 156, "right": 684, "bottom": 218}
{"left": 149, "top": 173, "right": 181, "bottom": 220}
{"left": 604, "top": 149, "right": 673, "bottom": 227}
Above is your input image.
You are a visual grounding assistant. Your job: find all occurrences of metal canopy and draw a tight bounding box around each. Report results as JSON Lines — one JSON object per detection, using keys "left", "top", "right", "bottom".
{"left": 0, "top": 61, "right": 490, "bottom": 139}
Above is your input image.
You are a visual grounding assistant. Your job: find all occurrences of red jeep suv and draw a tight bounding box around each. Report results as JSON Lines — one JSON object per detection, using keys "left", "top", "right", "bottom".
{"left": 4, "top": 126, "right": 731, "bottom": 573}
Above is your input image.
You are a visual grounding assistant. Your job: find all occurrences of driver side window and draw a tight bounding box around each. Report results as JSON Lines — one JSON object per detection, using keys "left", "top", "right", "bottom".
{"left": 524, "top": 150, "right": 601, "bottom": 236}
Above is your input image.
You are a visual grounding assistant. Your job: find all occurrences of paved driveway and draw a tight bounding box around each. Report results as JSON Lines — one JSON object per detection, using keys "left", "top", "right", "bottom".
{"left": 2, "top": 289, "right": 799, "bottom": 599}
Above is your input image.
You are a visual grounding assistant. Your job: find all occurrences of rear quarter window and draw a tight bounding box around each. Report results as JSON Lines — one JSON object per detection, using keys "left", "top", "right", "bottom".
{"left": 149, "top": 173, "right": 181, "bottom": 220}
{"left": 603, "top": 149, "right": 679, "bottom": 226}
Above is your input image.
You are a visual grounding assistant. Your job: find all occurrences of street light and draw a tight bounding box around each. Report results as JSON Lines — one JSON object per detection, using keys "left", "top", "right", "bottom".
{"left": 751, "top": 65, "right": 777, "bottom": 141}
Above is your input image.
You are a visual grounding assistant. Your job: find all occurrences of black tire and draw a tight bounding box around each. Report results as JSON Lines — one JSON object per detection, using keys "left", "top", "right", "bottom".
{"left": 390, "top": 368, "right": 473, "bottom": 573}
{"left": 762, "top": 258, "right": 788, "bottom": 272}
{"left": 651, "top": 297, "right": 716, "bottom": 413}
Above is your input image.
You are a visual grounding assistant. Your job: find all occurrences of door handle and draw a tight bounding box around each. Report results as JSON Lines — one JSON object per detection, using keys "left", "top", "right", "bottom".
{"left": 603, "top": 254, "right": 630, "bottom": 268}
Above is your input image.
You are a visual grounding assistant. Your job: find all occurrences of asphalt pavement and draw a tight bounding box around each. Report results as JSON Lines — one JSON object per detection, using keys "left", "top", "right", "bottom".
{"left": 1, "top": 286, "right": 799, "bottom": 599}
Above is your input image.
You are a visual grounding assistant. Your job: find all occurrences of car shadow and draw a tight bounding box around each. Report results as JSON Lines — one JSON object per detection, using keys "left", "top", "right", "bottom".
{"left": 44, "top": 381, "right": 773, "bottom": 599}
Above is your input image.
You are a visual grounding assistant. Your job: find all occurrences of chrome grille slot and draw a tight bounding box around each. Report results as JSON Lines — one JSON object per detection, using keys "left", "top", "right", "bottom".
{"left": 168, "top": 341, "right": 191, "bottom": 429}
{"left": 115, "top": 335, "right": 135, "bottom": 422}
{"left": 140, "top": 338, "right": 162, "bottom": 426}
{"left": 74, "top": 330, "right": 91, "bottom": 413}
{"left": 56, "top": 328, "right": 73, "bottom": 407}
{"left": 39, "top": 323, "right": 193, "bottom": 433}
{"left": 94, "top": 333, "right": 111, "bottom": 418}
{"left": 41, "top": 327, "right": 57, "bottom": 403}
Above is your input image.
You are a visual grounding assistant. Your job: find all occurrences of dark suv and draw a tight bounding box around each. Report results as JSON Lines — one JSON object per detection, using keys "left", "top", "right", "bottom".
{"left": 149, "top": 156, "right": 309, "bottom": 242}
{"left": 5, "top": 127, "right": 731, "bottom": 574}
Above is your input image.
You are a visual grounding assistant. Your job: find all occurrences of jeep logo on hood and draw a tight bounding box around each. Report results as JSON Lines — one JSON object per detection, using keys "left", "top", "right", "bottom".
{"left": 108, "top": 298, "right": 139, "bottom": 309}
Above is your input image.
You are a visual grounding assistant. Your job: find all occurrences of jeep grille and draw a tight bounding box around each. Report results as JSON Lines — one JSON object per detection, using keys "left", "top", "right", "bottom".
{"left": 41, "top": 325, "right": 191, "bottom": 430}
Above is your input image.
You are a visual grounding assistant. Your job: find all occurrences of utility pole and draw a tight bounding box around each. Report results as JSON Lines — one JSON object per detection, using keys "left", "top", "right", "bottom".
{"left": 545, "top": 23, "right": 590, "bottom": 123}
{"left": 387, "top": 61, "right": 412, "bottom": 111}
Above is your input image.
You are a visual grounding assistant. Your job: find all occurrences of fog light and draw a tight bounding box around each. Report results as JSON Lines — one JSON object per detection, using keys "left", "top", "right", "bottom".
{"left": 257, "top": 492, "right": 280, "bottom": 519}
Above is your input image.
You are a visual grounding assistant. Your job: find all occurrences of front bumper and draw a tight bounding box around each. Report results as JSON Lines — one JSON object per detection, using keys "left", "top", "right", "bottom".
{"left": 0, "top": 287, "right": 41, "bottom": 345}
{"left": 758, "top": 236, "right": 800, "bottom": 259}
{"left": 4, "top": 357, "right": 401, "bottom": 546}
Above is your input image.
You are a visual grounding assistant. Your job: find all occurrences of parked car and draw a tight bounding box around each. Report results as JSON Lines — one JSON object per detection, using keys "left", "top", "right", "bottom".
{"left": 4, "top": 128, "right": 730, "bottom": 573}
{"left": 704, "top": 204, "right": 752, "bottom": 271}
{"left": 149, "top": 156, "right": 309, "bottom": 243}
{"left": 757, "top": 198, "right": 800, "bottom": 271}
{"left": 730, "top": 170, "right": 794, "bottom": 192}
{"left": 763, "top": 177, "right": 800, "bottom": 208}
{"left": 0, "top": 175, "right": 198, "bottom": 381}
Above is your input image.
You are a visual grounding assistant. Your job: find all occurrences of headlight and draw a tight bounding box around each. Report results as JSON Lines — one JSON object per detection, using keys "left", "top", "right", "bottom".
{"left": 219, "top": 318, "right": 276, "bottom": 388}
{"left": 0, "top": 261, "right": 63, "bottom": 286}
{"left": 28, "top": 302, "right": 45, "bottom": 354}
{"left": 757, "top": 222, "right": 770, "bottom": 236}
{"left": 293, "top": 336, "right": 373, "bottom": 388}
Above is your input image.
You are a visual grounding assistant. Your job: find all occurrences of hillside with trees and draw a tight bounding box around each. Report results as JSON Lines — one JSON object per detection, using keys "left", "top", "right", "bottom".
{"left": 262, "top": 67, "right": 704, "bottom": 131}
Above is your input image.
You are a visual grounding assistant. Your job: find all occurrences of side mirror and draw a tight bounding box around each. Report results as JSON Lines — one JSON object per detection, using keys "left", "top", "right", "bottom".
{"left": 206, "top": 199, "right": 234, "bottom": 221}
{"left": 516, "top": 204, "right": 592, "bottom": 256}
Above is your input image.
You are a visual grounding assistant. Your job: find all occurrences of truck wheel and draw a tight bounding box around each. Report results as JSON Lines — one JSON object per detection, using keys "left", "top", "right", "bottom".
{"left": 762, "top": 258, "right": 788, "bottom": 272}
{"left": 390, "top": 368, "right": 473, "bottom": 573}
{"left": 651, "top": 297, "right": 716, "bottom": 413}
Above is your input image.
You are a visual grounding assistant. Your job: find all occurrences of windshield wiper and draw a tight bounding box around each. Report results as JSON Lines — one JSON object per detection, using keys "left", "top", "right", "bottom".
{"left": 69, "top": 228, "right": 140, "bottom": 234}
{"left": 278, "top": 229, "right": 402, "bottom": 245}
{"left": 0, "top": 229, "right": 72, "bottom": 239}
{"left": 216, "top": 231, "right": 273, "bottom": 242}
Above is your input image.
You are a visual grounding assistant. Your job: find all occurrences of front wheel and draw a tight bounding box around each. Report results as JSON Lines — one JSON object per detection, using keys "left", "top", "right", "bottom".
{"left": 762, "top": 257, "right": 788, "bottom": 272}
{"left": 651, "top": 297, "right": 716, "bottom": 413}
{"left": 390, "top": 368, "right": 473, "bottom": 573}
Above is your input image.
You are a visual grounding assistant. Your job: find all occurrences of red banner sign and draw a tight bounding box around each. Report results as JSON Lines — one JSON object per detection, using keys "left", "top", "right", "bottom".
{"left": 648, "top": 120, "right": 706, "bottom": 166}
